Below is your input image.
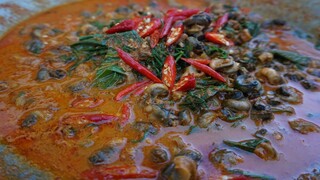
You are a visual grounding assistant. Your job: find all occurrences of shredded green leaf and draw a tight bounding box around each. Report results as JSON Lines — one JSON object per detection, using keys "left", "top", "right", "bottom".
{"left": 67, "top": 31, "right": 143, "bottom": 89}
{"left": 223, "top": 138, "right": 269, "bottom": 153}
{"left": 173, "top": 42, "right": 192, "bottom": 61}
{"left": 144, "top": 42, "right": 168, "bottom": 77}
{"left": 180, "top": 87, "right": 218, "bottom": 111}
{"left": 206, "top": 45, "right": 229, "bottom": 58}
{"left": 226, "top": 113, "right": 246, "bottom": 121}
{"left": 227, "top": 168, "right": 276, "bottom": 180}
{"left": 231, "top": 120, "right": 243, "bottom": 128}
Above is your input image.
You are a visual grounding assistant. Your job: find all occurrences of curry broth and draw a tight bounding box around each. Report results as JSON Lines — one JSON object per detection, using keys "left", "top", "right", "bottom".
{"left": 0, "top": 0, "right": 319, "bottom": 179}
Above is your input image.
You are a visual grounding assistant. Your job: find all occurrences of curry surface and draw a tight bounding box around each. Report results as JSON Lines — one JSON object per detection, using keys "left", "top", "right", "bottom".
{"left": 0, "top": 0, "right": 320, "bottom": 179}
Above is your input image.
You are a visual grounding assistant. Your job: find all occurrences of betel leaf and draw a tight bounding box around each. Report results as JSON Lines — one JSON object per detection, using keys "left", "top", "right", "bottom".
{"left": 227, "top": 169, "right": 276, "bottom": 180}
{"left": 102, "top": 48, "right": 121, "bottom": 63}
{"left": 92, "top": 65, "right": 126, "bottom": 89}
{"left": 272, "top": 49, "right": 310, "bottom": 66}
{"left": 71, "top": 40, "right": 108, "bottom": 55}
{"left": 68, "top": 31, "right": 143, "bottom": 88}
{"left": 104, "top": 30, "right": 142, "bottom": 47}
{"left": 223, "top": 138, "right": 269, "bottom": 153}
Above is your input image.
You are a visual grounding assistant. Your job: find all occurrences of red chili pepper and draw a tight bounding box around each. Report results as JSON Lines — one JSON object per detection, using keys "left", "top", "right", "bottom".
{"left": 132, "top": 81, "right": 153, "bottom": 96}
{"left": 120, "top": 103, "right": 132, "bottom": 126}
{"left": 81, "top": 165, "right": 158, "bottom": 179}
{"left": 205, "top": 32, "right": 234, "bottom": 46}
{"left": 71, "top": 97, "right": 104, "bottom": 108}
{"left": 106, "top": 19, "right": 141, "bottom": 34}
{"left": 150, "top": 29, "right": 160, "bottom": 48}
{"left": 116, "top": 48, "right": 162, "bottom": 83}
{"left": 182, "top": 58, "right": 226, "bottom": 82}
{"left": 136, "top": 17, "right": 161, "bottom": 38}
{"left": 166, "top": 8, "right": 178, "bottom": 14}
{"left": 167, "top": 9, "right": 200, "bottom": 18}
{"left": 166, "top": 23, "right": 184, "bottom": 46}
{"left": 204, "top": 7, "right": 213, "bottom": 13}
{"left": 160, "top": 16, "right": 173, "bottom": 38}
{"left": 213, "top": 13, "right": 229, "bottom": 32}
{"left": 162, "top": 55, "right": 176, "bottom": 90}
{"left": 190, "top": 59, "right": 211, "bottom": 65}
{"left": 115, "top": 80, "right": 151, "bottom": 101}
{"left": 67, "top": 114, "right": 118, "bottom": 124}
{"left": 172, "top": 15, "right": 188, "bottom": 22}
{"left": 173, "top": 74, "right": 196, "bottom": 92}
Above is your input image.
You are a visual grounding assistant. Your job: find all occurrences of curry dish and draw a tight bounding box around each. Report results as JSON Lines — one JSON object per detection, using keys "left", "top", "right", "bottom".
{"left": 0, "top": 0, "right": 320, "bottom": 179}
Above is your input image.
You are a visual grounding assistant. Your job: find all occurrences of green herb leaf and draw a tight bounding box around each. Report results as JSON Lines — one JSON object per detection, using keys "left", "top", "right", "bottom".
{"left": 144, "top": 42, "right": 169, "bottom": 77}
{"left": 173, "top": 42, "right": 192, "bottom": 61}
{"left": 68, "top": 31, "right": 143, "bottom": 88}
{"left": 104, "top": 30, "right": 142, "bottom": 47}
{"left": 71, "top": 40, "right": 108, "bottom": 55}
{"left": 180, "top": 81, "right": 234, "bottom": 112}
{"left": 231, "top": 120, "right": 242, "bottom": 128}
{"left": 180, "top": 87, "right": 218, "bottom": 111}
{"left": 102, "top": 48, "right": 121, "bottom": 63}
{"left": 92, "top": 65, "right": 126, "bottom": 89}
{"left": 272, "top": 49, "right": 310, "bottom": 66}
{"left": 223, "top": 138, "right": 269, "bottom": 153}
{"left": 243, "top": 21, "right": 260, "bottom": 37}
{"left": 221, "top": 108, "right": 246, "bottom": 122}
{"left": 205, "top": 45, "right": 228, "bottom": 59}
{"left": 90, "top": 21, "right": 107, "bottom": 30}
{"left": 227, "top": 168, "right": 276, "bottom": 180}
{"left": 196, "top": 77, "right": 223, "bottom": 89}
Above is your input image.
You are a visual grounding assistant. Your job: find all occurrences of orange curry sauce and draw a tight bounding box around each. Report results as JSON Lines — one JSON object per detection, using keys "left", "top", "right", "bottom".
{"left": 0, "top": 0, "right": 319, "bottom": 179}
